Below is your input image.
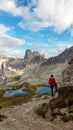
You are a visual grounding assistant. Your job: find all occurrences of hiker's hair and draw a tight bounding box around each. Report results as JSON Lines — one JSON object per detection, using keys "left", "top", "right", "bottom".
{"left": 51, "top": 75, "right": 54, "bottom": 77}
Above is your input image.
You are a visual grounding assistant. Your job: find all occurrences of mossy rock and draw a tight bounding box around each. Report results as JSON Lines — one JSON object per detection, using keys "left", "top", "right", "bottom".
{"left": 0, "top": 114, "right": 7, "bottom": 122}
{"left": 49, "top": 86, "right": 73, "bottom": 122}
{"left": 61, "top": 114, "right": 73, "bottom": 122}
{"left": 22, "top": 85, "right": 40, "bottom": 93}
{"left": 58, "top": 86, "right": 73, "bottom": 98}
{"left": 35, "top": 85, "right": 73, "bottom": 122}
{"left": 12, "top": 75, "right": 21, "bottom": 81}
{"left": 68, "top": 105, "right": 73, "bottom": 113}
{"left": 52, "top": 108, "right": 62, "bottom": 118}
{"left": 50, "top": 86, "right": 73, "bottom": 110}
{"left": 49, "top": 97, "right": 66, "bottom": 110}
{"left": 13, "top": 82, "right": 30, "bottom": 89}
{"left": 0, "top": 90, "right": 5, "bottom": 98}
{"left": 35, "top": 103, "right": 49, "bottom": 118}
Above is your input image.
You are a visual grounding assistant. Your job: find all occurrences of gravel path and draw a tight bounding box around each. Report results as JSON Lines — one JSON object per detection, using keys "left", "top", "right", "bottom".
{"left": 0, "top": 99, "right": 73, "bottom": 130}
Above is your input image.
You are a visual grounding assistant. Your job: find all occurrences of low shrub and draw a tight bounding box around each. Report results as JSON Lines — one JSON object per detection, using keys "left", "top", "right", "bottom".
{"left": 35, "top": 103, "right": 49, "bottom": 118}
{"left": 61, "top": 114, "right": 73, "bottom": 122}
{"left": 0, "top": 114, "right": 7, "bottom": 122}
{"left": 68, "top": 105, "right": 73, "bottom": 113}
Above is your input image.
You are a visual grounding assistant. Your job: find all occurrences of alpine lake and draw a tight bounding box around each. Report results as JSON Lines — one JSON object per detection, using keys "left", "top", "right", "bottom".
{"left": 0, "top": 84, "right": 55, "bottom": 108}
{"left": 3, "top": 86, "right": 55, "bottom": 97}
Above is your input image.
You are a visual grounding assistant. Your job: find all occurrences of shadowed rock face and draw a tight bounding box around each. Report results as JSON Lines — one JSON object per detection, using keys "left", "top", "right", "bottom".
{"left": 62, "top": 57, "right": 73, "bottom": 85}
{"left": 24, "top": 49, "right": 45, "bottom": 64}
{"left": 24, "top": 49, "right": 33, "bottom": 60}
{"left": 24, "top": 49, "right": 42, "bottom": 60}
{"left": 30, "top": 55, "right": 45, "bottom": 63}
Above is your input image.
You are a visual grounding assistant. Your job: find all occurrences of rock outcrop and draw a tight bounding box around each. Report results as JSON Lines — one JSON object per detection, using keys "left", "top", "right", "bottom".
{"left": 24, "top": 49, "right": 43, "bottom": 60}
{"left": 23, "top": 49, "right": 45, "bottom": 65}
{"left": 6, "top": 58, "right": 24, "bottom": 70}
{"left": 62, "top": 57, "right": 73, "bottom": 86}
{"left": 24, "top": 49, "right": 33, "bottom": 60}
{"left": 30, "top": 55, "right": 45, "bottom": 63}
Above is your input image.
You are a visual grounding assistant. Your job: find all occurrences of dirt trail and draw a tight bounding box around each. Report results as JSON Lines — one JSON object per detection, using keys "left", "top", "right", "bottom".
{"left": 0, "top": 99, "right": 73, "bottom": 130}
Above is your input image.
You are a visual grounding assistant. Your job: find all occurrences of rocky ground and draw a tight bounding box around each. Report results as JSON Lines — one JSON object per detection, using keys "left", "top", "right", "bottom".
{"left": 0, "top": 61, "right": 68, "bottom": 90}
{"left": 0, "top": 98, "right": 73, "bottom": 130}
{"left": 0, "top": 51, "right": 73, "bottom": 130}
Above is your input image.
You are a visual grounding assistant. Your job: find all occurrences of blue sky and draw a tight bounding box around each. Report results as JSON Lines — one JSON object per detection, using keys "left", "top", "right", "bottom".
{"left": 0, "top": 0, "right": 73, "bottom": 58}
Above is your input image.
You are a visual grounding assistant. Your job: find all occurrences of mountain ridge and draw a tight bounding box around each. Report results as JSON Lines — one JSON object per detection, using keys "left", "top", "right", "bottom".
{"left": 0, "top": 46, "right": 73, "bottom": 88}
{"left": 41, "top": 46, "right": 73, "bottom": 66}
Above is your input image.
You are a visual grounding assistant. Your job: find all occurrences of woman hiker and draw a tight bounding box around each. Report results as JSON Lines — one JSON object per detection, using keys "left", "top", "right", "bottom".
{"left": 48, "top": 75, "right": 57, "bottom": 97}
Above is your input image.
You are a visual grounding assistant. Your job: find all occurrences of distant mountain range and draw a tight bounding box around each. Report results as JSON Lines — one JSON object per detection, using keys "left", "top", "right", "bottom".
{"left": 0, "top": 46, "right": 73, "bottom": 70}
{"left": 0, "top": 46, "right": 73, "bottom": 87}
{"left": 24, "top": 46, "right": 73, "bottom": 66}
{"left": 0, "top": 46, "right": 73, "bottom": 67}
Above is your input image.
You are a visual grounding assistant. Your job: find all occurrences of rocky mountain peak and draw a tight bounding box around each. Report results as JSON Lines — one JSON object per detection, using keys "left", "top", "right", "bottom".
{"left": 24, "top": 49, "right": 44, "bottom": 61}
{"left": 33, "top": 51, "right": 40, "bottom": 57}
{"left": 30, "top": 55, "right": 45, "bottom": 63}
{"left": 24, "top": 49, "right": 33, "bottom": 60}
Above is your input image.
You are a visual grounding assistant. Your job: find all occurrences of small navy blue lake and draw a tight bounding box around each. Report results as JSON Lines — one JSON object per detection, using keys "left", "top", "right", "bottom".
{"left": 3, "top": 89, "right": 29, "bottom": 97}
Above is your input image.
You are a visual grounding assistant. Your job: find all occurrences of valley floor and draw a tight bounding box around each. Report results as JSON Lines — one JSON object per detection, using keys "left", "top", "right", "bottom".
{"left": 0, "top": 98, "right": 73, "bottom": 130}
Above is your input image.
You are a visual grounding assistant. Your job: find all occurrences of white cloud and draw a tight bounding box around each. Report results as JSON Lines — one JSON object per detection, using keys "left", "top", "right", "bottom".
{"left": 39, "top": 48, "right": 58, "bottom": 58}
{"left": 71, "top": 29, "right": 73, "bottom": 36}
{"left": 38, "top": 41, "right": 73, "bottom": 58}
{"left": 31, "top": 42, "right": 38, "bottom": 50}
{"left": 18, "top": 0, "right": 73, "bottom": 33}
{"left": 1, "top": 0, "right": 73, "bottom": 33}
{"left": 55, "top": 42, "right": 73, "bottom": 50}
{"left": 0, "top": 47, "right": 25, "bottom": 58}
{"left": 34, "top": 0, "right": 73, "bottom": 33}
{"left": 0, "top": 24, "right": 25, "bottom": 48}
{"left": 0, "top": 24, "right": 10, "bottom": 34}
{"left": 0, "top": 34, "right": 24, "bottom": 48}
{"left": 0, "top": 24, "right": 25, "bottom": 57}
{"left": 19, "top": 20, "right": 49, "bottom": 32}
{"left": 0, "top": 0, "right": 23, "bottom": 16}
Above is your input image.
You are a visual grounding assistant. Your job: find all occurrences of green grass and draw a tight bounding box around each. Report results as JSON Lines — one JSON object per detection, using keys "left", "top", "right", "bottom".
{"left": 0, "top": 94, "right": 34, "bottom": 108}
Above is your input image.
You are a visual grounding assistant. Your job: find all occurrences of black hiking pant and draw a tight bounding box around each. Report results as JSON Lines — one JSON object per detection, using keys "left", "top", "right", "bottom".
{"left": 50, "top": 86, "right": 54, "bottom": 96}
{"left": 50, "top": 84, "right": 57, "bottom": 97}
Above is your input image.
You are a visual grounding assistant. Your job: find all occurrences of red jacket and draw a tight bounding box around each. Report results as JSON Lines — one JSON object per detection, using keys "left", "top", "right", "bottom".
{"left": 48, "top": 78, "right": 56, "bottom": 86}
